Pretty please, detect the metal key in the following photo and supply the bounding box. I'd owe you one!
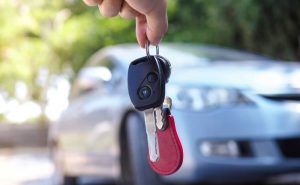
[128,47,182,174]
[144,108,159,161]
[128,43,171,162]
[154,96,173,131]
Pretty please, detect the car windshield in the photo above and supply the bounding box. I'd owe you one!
[148,44,271,69]
[167,44,269,63]
[117,44,271,69]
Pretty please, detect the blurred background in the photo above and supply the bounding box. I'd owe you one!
[0,0,299,185]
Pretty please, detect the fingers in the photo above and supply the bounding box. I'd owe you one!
[135,0,167,47]
[98,0,123,17]
[84,0,124,17]
[145,0,168,45]
[83,0,102,6]
[83,0,168,47]
[136,15,148,48]
[119,2,139,19]
[125,0,157,15]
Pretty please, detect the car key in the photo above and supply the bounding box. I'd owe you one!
[128,44,168,162]
[144,108,160,161]
[148,98,184,175]
[155,96,173,131]
[128,43,183,174]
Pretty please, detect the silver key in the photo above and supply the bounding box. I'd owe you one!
[154,106,166,130]
[144,97,173,161]
[154,107,163,130]
[144,108,160,162]
[155,97,173,131]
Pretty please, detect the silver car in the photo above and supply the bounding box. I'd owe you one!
[49,43,300,185]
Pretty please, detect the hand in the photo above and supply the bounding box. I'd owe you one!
[83,0,168,48]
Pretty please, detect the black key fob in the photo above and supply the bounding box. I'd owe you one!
[128,56,165,111]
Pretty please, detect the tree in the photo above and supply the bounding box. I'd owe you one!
[0,0,299,100]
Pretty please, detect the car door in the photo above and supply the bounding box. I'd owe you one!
[86,57,126,156]
[62,56,127,176]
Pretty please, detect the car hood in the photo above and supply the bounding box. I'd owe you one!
[170,60,300,94]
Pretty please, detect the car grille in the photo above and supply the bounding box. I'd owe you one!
[261,94,300,102]
[237,141,254,157]
[277,138,300,158]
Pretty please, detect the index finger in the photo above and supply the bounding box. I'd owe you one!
[127,0,168,45]
[145,1,168,45]
[83,0,102,6]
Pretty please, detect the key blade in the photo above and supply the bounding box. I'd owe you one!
[144,109,160,162]
[155,107,166,130]
[147,131,159,162]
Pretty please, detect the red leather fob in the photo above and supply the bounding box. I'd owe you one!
[148,114,184,175]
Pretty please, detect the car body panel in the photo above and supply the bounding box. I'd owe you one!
[50,43,300,183]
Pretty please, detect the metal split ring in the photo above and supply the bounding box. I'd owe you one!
[145,41,159,57]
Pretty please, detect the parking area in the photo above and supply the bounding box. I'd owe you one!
[0,148,115,185]
[1,147,300,185]
[0,148,53,185]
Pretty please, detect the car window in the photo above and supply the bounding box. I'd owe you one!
[90,57,115,71]
[91,56,125,91]
[70,57,117,99]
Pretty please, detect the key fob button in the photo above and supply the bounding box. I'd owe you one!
[138,86,152,99]
[147,72,158,83]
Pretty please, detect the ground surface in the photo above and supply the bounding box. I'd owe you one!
[0,148,53,185]
[0,147,300,185]
[0,148,115,185]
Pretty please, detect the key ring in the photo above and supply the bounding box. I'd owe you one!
[145,41,159,57]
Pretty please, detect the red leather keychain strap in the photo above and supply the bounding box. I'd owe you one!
[148,115,183,175]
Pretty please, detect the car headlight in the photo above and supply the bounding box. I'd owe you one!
[166,85,253,111]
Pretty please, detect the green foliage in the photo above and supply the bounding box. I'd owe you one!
[50,11,135,74]
[166,0,300,60]
[0,0,299,99]
[0,0,136,97]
